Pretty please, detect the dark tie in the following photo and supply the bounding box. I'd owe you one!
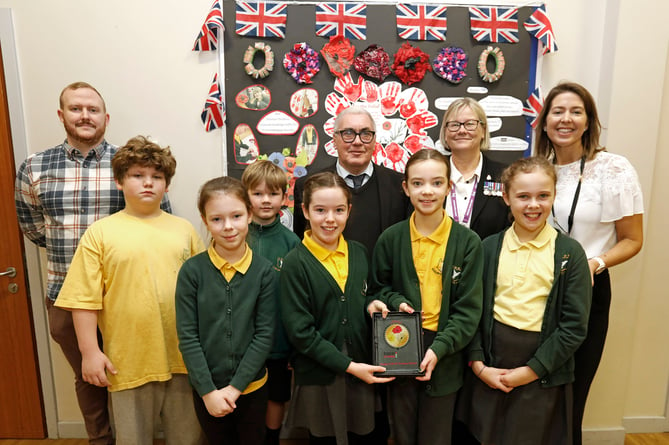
[347,174,365,189]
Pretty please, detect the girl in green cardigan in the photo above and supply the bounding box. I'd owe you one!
[176,177,276,445]
[368,149,483,445]
[281,172,394,445]
[456,157,591,445]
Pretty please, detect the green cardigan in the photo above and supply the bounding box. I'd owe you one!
[369,218,483,396]
[280,241,371,386]
[468,229,592,387]
[248,217,300,359]
[175,251,276,396]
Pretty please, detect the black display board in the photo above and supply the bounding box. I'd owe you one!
[222,0,537,181]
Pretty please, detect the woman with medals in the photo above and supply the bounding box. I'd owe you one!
[440,98,510,240]
[535,82,644,445]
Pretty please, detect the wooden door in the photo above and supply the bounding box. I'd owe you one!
[0,42,46,438]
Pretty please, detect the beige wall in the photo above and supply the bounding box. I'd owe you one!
[1,0,667,442]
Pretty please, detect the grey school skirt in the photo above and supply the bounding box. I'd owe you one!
[456,320,573,445]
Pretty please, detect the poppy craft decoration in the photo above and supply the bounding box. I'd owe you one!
[243,42,275,79]
[283,42,321,84]
[373,311,425,376]
[353,44,393,82]
[433,46,468,84]
[320,35,356,78]
[392,42,432,86]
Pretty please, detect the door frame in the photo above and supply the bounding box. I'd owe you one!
[0,8,58,438]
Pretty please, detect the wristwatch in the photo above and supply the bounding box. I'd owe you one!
[593,256,606,274]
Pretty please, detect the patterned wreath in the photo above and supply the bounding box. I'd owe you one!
[392,42,432,86]
[433,47,468,84]
[283,42,321,84]
[477,46,505,83]
[354,44,392,82]
[243,42,275,79]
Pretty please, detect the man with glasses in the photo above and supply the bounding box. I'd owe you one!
[292,105,409,445]
[293,106,410,257]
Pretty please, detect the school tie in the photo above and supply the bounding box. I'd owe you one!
[347,174,365,189]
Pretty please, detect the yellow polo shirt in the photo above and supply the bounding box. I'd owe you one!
[207,243,267,394]
[409,211,452,331]
[303,230,349,292]
[494,223,556,332]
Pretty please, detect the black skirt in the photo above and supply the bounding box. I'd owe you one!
[456,320,572,445]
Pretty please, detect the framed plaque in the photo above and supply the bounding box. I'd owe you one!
[373,312,424,377]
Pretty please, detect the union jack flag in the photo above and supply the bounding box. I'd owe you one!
[193,0,225,51]
[315,3,367,40]
[524,4,558,55]
[396,4,447,41]
[235,1,287,39]
[468,7,519,43]
[522,86,543,128]
[201,73,225,132]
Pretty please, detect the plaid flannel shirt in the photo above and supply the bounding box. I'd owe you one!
[15,140,172,301]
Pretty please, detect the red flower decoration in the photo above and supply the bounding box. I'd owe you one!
[354,44,392,82]
[392,325,402,334]
[321,36,356,78]
[392,43,432,86]
[385,143,405,163]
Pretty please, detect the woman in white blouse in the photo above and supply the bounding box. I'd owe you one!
[535,81,644,445]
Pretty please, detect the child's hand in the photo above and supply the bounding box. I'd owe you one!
[81,350,116,387]
[367,300,389,318]
[220,385,242,409]
[202,389,235,417]
[398,302,415,314]
[415,349,438,381]
[346,361,395,384]
[499,366,538,388]
[473,362,513,393]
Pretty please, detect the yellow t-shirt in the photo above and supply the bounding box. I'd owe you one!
[55,211,204,391]
[409,211,452,331]
[494,223,556,332]
[207,244,267,394]
[302,230,349,292]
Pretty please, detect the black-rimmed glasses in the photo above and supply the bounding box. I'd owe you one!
[445,120,482,132]
[335,129,376,143]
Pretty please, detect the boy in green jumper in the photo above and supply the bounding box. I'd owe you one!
[241,160,300,445]
[55,136,204,444]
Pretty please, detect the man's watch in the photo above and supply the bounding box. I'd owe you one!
[593,256,606,274]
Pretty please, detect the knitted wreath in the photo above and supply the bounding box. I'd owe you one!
[433,46,468,84]
[283,42,321,84]
[243,42,274,79]
[477,46,505,83]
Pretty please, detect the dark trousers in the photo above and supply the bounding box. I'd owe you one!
[46,299,113,445]
[572,270,611,445]
[193,385,268,445]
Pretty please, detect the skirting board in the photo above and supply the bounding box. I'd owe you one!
[583,427,626,445]
[622,416,669,434]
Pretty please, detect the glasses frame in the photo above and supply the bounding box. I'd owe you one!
[445,119,482,132]
[335,129,376,143]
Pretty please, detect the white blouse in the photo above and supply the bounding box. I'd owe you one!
[550,151,644,259]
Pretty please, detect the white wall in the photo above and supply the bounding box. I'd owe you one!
[1,0,667,442]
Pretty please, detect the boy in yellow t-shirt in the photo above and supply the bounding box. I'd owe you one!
[56,136,205,444]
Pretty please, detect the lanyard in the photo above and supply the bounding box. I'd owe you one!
[552,156,585,235]
[450,176,478,224]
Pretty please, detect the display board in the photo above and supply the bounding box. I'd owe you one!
[221,0,540,205]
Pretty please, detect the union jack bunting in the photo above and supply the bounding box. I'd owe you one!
[235,1,287,39]
[468,7,519,43]
[396,4,447,41]
[201,73,225,132]
[315,3,367,40]
[522,86,543,128]
[524,4,558,55]
[193,0,225,51]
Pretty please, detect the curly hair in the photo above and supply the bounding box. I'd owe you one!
[112,136,177,186]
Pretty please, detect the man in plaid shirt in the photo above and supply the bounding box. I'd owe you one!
[15,82,170,444]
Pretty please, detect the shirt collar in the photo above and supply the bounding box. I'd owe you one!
[302,230,347,261]
[207,242,253,274]
[336,161,374,182]
[409,210,452,243]
[62,139,108,161]
[506,223,557,251]
[449,153,483,183]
